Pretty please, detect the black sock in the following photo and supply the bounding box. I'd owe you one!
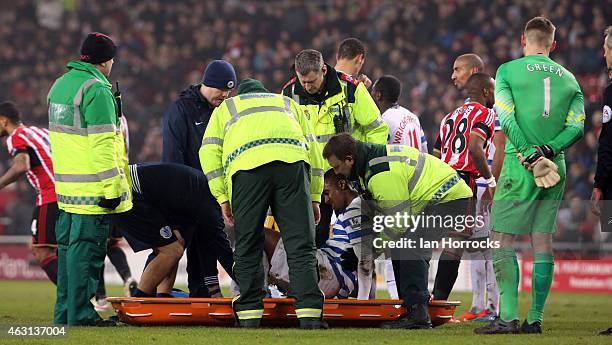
[107,243,132,282]
[133,288,155,297]
[207,286,222,296]
[432,251,461,300]
[205,276,221,296]
[96,264,106,299]
[189,285,210,298]
[40,255,58,285]
[156,293,174,298]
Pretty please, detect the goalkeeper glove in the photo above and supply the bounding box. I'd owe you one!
[519,144,555,169]
[520,152,560,188]
[531,157,560,188]
[518,150,561,189]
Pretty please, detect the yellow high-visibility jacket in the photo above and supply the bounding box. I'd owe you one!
[47,61,132,214]
[200,93,324,205]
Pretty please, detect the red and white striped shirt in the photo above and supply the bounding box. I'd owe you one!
[120,115,129,158]
[435,102,495,176]
[6,126,56,206]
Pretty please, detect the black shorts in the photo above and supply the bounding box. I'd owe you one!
[110,225,124,240]
[31,202,59,247]
[111,198,194,252]
[601,184,612,233]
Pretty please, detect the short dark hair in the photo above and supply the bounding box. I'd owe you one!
[465,72,493,95]
[295,49,324,75]
[0,102,21,124]
[337,38,366,60]
[524,16,556,48]
[324,169,348,187]
[373,75,402,103]
[322,133,357,160]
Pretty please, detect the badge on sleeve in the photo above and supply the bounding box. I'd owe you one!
[603,105,611,124]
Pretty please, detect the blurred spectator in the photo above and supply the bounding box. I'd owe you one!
[4,180,35,235]
[36,0,63,30]
[0,0,610,252]
[556,196,600,258]
[557,197,592,242]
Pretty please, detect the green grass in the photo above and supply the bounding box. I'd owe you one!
[0,281,610,344]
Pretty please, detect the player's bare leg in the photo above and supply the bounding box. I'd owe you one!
[31,245,58,284]
[31,245,55,263]
[475,231,520,334]
[263,227,281,263]
[156,262,179,295]
[155,231,184,295]
[136,234,184,296]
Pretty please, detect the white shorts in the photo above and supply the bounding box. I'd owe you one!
[269,239,340,298]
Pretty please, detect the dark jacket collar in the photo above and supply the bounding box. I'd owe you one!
[353,141,370,181]
[292,63,342,104]
[352,141,389,183]
[180,84,212,109]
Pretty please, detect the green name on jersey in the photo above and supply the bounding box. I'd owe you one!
[525,63,564,77]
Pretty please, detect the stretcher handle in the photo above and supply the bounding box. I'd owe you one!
[107,297,460,307]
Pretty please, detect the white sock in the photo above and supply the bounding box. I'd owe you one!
[484,249,499,313]
[384,260,399,299]
[469,251,486,313]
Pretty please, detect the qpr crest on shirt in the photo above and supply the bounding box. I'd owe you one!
[603,105,611,124]
[160,226,173,239]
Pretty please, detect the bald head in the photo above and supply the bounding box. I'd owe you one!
[451,53,484,89]
[457,54,484,71]
[465,73,495,108]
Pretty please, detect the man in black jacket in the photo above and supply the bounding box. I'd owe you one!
[591,26,612,337]
[112,163,231,298]
[592,28,612,233]
[162,60,236,297]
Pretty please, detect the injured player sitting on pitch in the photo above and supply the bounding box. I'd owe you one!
[264,170,375,299]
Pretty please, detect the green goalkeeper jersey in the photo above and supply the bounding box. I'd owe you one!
[495,55,585,157]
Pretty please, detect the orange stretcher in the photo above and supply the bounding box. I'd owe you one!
[108,297,460,327]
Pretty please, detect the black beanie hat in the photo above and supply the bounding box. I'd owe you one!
[80,32,116,65]
[202,60,237,90]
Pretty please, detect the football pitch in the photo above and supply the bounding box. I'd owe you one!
[0,281,610,345]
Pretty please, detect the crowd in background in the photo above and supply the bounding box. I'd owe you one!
[0,0,610,249]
